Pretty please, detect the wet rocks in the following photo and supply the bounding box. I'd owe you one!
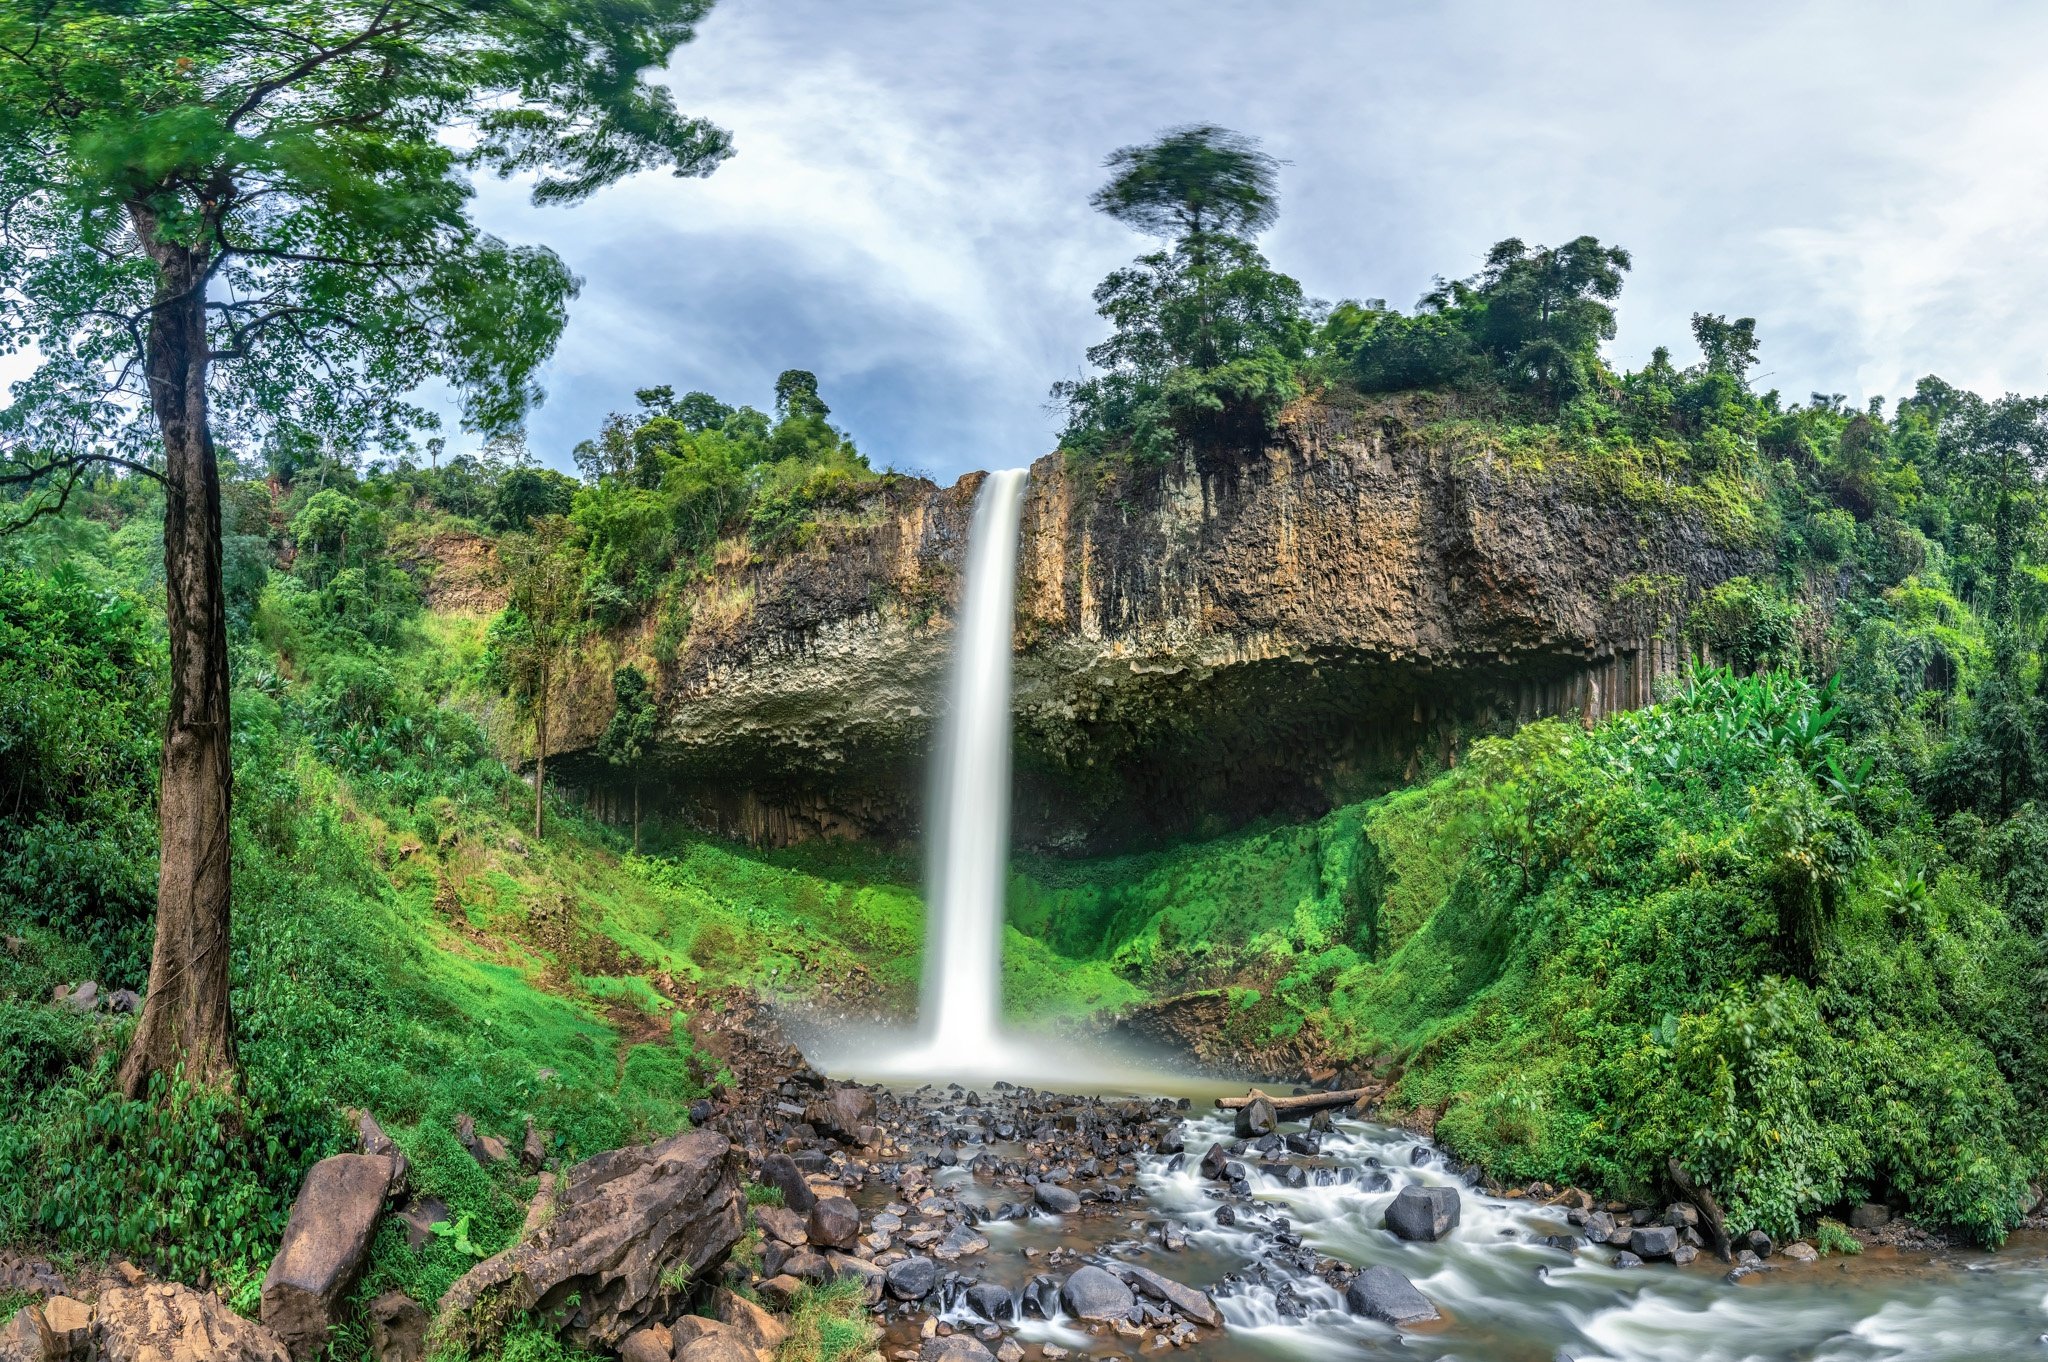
[1115,1265,1219,1328]
[261,1153,400,1358]
[1059,1266,1135,1322]
[919,1338,993,1362]
[1779,1241,1819,1263]
[1198,1144,1232,1181]
[1849,1203,1891,1230]
[1383,1185,1461,1242]
[96,1283,290,1362]
[1626,1225,1678,1261]
[885,1257,937,1302]
[1233,1099,1277,1139]
[964,1283,1016,1324]
[436,1128,742,1350]
[1033,1184,1079,1215]
[1344,1265,1440,1327]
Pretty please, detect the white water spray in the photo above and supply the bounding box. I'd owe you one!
[920,467,1029,1055]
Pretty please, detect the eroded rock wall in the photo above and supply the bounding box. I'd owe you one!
[552,397,1764,851]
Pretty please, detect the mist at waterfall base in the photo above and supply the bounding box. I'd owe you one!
[807,468,1177,1089]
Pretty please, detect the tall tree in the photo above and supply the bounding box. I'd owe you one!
[0,0,730,1097]
[1091,124,1280,265]
[500,518,587,841]
[598,665,658,852]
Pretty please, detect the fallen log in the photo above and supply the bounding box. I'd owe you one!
[1668,1156,1733,1262]
[1215,1086,1372,1115]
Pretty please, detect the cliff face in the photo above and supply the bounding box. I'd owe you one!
[554,396,1766,851]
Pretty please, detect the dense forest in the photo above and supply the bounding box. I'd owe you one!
[3,9,2047,1362]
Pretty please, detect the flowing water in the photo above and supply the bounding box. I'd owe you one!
[882,1094,2048,1362]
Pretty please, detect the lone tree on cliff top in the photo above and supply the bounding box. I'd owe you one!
[0,0,731,1099]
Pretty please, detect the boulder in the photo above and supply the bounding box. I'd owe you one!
[676,1333,756,1362]
[618,1326,670,1362]
[823,1253,884,1307]
[757,1155,817,1214]
[1613,1251,1643,1269]
[262,1153,399,1358]
[1779,1241,1819,1263]
[1343,1265,1439,1327]
[1383,1185,1461,1242]
[755,1207,808,1247]
[919,1339,993,1362]
[455,1116,509,1168]
[366,1293,426,1362]
[521,1120,548,1174]
[1233,1099,1277,1139]
[38,1300,90,1362]
[1059,1266,1134,1322]
[780,1250,830,1284]
[752,1276,805,1311]
[806,1197,860,1251]
[1033,1184,1079,1215]
[1627,1226,1679,1261]
[964,1282,1015,1324]
[57,981,99,1013]
[1848,1203,1890,1230]
[805,1088,877,1144]
[436,1129,742,1351]
[1114,1265,1219,1328]
[107,988,141,1014]
[95,1284,289,1362]
[884,1256,936,1302]
[713,1288,788,1354]
[667,1318,730,1351]
[0,1306,54,1362]
[1198,1145,1231,1181]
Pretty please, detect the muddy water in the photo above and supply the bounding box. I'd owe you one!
[859,1082,2048,1362]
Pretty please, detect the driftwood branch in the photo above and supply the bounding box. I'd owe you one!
[1215,1086,1373,1116]
[1668,1156,1732,1262]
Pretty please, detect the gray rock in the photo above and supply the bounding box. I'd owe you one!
[1848,1203,1890,1230]
[885,1256,937,1302]
[1198,1144,1232,1181]
[1627,1225,1679,1260]
[1612,1251,1644,1269]
[1383,1184,1461,1242]
[1779,1241,1818,1263]
[1115,1265,1219,1327]
[1059,1266,1135,1322]
[1233,1099,1277,1139]
[261,1154,399,1358]
[1343,1265,1439,1327]
[1033,1184,1080,1215]
[965,1282,1015,1324]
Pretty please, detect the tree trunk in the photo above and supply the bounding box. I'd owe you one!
[632,777,640,854]
[120,227,238,1099]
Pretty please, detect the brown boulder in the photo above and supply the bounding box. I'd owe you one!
[0,1306,54,1362]
[618,1325,671,1362]
[710,1290,787,1354]
[675,1335,754,1362]
[37,1301,90,1362]
[95,1284,289,1362]
[804,1088,877,1144]
[753,1275,804,1310]
[261,1154,398,1358]
[667,1317,732,1352]
[366,1293,426,1362]
[823,1253,884,1307]
[753,1207,807,1247]
[436,1129,742,1351]
[806,1198,860,1252]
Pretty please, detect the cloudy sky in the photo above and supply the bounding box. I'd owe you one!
[475,0,2048,483]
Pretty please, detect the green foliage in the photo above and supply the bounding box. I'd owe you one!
[1813,1219,1862,1255]
[778,1278,880,1362]
[0,0,729,464]
[1689,577,1801,672]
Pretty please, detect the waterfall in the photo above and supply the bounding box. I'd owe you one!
[920,467,1029,1054]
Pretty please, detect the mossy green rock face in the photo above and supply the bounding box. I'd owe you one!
[555,396,1763,852]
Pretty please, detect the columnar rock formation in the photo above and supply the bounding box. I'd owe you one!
[551,395,1763,850]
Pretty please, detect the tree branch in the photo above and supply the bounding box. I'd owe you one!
[223,0,403,130]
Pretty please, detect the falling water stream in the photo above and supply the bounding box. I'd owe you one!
[921,466,1030,1056]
